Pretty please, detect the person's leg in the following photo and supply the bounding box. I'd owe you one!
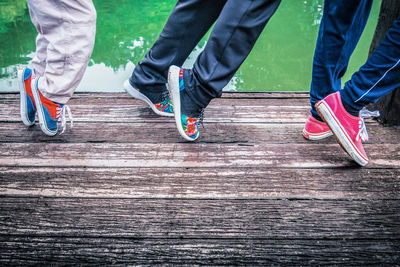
[309,0,373,121]
[30,34,48,77]
[27,0,96,135]
[130,0,227,100]
[18,2,49,127]
[168,0,281,141]
[315,19,400,166]
[183,0,282,113]
[125,0,227,117]
[341,19,400,112]
[27,6,48,77]
[27,0,96,104]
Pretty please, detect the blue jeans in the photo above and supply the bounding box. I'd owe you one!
[309,0,372,119]
[341,19,400,110]
[130,0,281,109]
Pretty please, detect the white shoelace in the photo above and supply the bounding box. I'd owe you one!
[55,105,74,135]
[356,108,380,142]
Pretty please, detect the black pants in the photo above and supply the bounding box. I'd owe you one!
[130,0,281,108]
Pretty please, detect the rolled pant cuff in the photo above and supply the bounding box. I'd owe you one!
[129,75,167,93]
[183,69,213,109]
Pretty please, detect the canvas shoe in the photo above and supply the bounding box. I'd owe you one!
[124,79,173,117]
[168,66,201,141]
[303,115,332,140]
[31,77,73,136]
[18,67,36,126]
[316,92,374,166]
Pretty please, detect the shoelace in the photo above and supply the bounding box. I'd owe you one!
[56,105,74,135]
[188,108,205,128]
[159,90,172,108]
[161,90,169,103]
[356,108,380,142]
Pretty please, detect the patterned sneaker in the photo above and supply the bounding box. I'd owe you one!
[168,65,200,141]
[123,79,173,117]
[316,92,371,166]
[18,67,36,126]
[31,77,73,136]
[303,115,332,140]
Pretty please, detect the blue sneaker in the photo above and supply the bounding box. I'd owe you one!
[168,66,201,141]
[18,67,36,126]
[123,79,173,117]
[31,77,73,136]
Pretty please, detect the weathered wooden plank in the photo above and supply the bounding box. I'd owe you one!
[2,94,387,125]
[1,167,400,199]
[1,95,310,105]
[0,143,398,168]
[0,122,395,144]
[0,236,398,265]
[0,97,312,123]
[0,92,310,100]
[1,91,398,267]
[1,198,400,238]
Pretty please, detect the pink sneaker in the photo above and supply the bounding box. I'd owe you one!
[303,115,332,140]
[315,92,369,166]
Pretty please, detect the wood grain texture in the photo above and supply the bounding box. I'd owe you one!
[0,236,399,265]
[0,121,395,144]
[1,167,400,199]
[0,92,310,99]
[1,198,400,238]
[0,94,315,123]
[1,93,386,126]
[1,93,399,265]
[0,143,398,168]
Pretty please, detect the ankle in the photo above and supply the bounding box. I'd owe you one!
[340,94,360,117]
[181,90,203,118]
[311,112,324,122]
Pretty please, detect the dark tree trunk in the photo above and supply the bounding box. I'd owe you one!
[368,0,400,125]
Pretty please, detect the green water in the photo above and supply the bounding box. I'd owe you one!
[0,0,381,92]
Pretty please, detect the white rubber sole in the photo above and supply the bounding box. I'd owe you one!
[18,68,34,126]
[316,101,368,166]
[168,66,198,142]
[31,78,57,136]
[302,129,333,141]
[123,80,173,117]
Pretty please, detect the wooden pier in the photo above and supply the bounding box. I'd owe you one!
[0,92,399,265]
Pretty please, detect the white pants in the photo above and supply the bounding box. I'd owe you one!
[27,0,96,104]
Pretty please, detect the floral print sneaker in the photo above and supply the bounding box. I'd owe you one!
[124,79,173,117]
[168,65,201,141]
[154,97,174,115]
[181,114,199,140]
